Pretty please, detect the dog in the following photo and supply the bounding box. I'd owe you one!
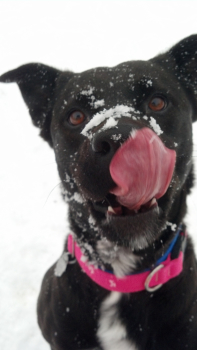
[1,34,197,350]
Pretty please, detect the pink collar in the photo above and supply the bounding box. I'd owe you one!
[67,232,186,293]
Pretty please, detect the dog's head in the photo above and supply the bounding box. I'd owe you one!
[1,35,196,258]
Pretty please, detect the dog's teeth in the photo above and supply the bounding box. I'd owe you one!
[150,198,157,207]
[108,206,116,214]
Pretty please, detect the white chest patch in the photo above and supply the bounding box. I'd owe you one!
[97,292,138,350]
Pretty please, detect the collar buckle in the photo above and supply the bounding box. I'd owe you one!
[144,263,164,292]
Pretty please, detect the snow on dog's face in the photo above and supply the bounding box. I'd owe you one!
[1,35,197,251]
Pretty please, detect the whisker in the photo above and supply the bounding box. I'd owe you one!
[43,182,62,207]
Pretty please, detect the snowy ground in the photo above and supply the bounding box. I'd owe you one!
[1,1,197,349]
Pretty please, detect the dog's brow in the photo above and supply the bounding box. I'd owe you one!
[75,89,95,101]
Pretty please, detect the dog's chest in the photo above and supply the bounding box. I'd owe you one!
[97,292,138,350]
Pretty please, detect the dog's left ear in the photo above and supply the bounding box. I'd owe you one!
[154,34,197,122]
[0,63,73,146]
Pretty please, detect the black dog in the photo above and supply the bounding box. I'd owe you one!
[1,35,197,350]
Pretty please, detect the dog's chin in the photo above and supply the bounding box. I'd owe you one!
[91,194,165,251]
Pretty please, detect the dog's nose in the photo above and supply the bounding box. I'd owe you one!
[92,134,118,155]
[91,128,128,156]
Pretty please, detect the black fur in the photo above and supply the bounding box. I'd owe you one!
[1,35,197,349]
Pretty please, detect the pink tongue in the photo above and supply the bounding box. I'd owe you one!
[109,128,176,210]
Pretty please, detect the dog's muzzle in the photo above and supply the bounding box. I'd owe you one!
[91,126,176,216]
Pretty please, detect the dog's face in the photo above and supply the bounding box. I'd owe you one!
[50,59,193,250]
[0,35,196,255]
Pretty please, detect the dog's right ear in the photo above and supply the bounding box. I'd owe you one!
[0,63,73,146]
[152,34,197,122]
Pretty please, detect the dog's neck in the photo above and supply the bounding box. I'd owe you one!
[70,223,185,278]
[66,227,186,292]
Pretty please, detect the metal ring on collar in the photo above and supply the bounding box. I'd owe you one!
[145,264,164,292]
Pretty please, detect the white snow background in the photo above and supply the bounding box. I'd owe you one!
[1,1,197,349]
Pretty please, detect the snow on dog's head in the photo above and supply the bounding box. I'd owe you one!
[81,105,139,139]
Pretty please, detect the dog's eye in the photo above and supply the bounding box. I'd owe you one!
[148,97,166,111]
[69,111,85,125]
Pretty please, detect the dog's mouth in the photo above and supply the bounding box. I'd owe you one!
[93,193,158,217]
[93,128,176,220]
